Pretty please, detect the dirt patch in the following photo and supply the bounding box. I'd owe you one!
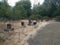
[0,20,50,45]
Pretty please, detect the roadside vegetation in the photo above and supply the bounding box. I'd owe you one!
[0,37,5,42]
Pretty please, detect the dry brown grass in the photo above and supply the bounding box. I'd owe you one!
[0,20,49,45]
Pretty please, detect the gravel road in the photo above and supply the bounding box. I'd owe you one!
[27,22,60,45]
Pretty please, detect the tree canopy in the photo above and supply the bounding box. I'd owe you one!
[14,0,31,20]
[0,0,60,21]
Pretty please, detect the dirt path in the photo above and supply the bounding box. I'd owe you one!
[23,22,50,45]
[26,22,60,45]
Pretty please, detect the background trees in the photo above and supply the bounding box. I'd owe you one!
[31,0,60,20]
[0,0,60,21]
[0,0,10,20]
[14,0,31,20]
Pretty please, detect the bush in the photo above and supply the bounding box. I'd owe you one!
[0,37,5,42]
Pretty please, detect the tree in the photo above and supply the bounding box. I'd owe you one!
[31,0,58,20]
[53,6,60,17]
[0,0,10,20]
[44,0,60,7]
[14,0,31,19]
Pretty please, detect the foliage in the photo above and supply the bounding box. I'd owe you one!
[14,0,31,20]
[0,0,10,20]
[0,37,5,42]
[0,0,60,20]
